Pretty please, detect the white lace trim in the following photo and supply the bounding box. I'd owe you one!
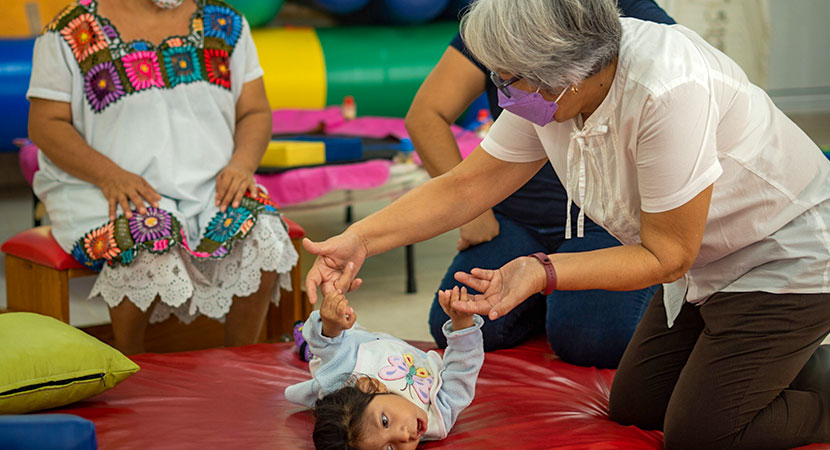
[89,215,299,324]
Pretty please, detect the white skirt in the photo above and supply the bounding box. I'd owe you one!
[89,215,298,324]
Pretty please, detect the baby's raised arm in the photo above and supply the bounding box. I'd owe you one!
[434,287,484,437]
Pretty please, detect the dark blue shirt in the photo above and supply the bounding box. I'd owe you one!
[449,0,675,232]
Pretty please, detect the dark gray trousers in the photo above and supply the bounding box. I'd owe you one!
[609,288,830,449]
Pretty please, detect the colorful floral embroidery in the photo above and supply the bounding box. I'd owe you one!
[44,4,76,32]
[165,37,184,48]
[120,248,136,264]
[72,244,105,271]
[204,5,242,47]
[122,51,164,91]
[130,41,151,52]
[192,17,204,34]
[84,61,125,111]
[204,48,230,89]
[100,23,118,41]
[129,207,173,243]
[253,190,279,213]
[238,218,255,237]
[163,46,202,87]
[205,207,252,242]
[211,246,229,258]
[60,13,107,62]
[153,239,170,252]
[69,188,281,271]
[181,228,211,258]
[83,223,121,260]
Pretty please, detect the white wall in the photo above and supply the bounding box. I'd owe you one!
[766,0,830,113]
[657,0,830,113]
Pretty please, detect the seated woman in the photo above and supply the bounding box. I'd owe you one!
[405,0,675,368]
[26,0,298,354]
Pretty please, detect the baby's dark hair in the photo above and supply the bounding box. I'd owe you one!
[312,376,382,450]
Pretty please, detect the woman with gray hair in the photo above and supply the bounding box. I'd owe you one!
[303,0,830,447]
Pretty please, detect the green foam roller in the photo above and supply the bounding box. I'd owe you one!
[317,22,459,117]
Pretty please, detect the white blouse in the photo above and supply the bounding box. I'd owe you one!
[482,18,830,326]
[27,0,263,251]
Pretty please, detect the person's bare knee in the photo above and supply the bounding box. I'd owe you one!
[225,271,277,347]
[108,296,155,355]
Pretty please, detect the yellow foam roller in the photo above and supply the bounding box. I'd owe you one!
[260,141,326,168]
[253,28,326,110]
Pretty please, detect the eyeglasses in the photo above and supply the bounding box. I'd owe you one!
[489,71,520,98]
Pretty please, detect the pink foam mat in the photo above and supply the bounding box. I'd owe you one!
[255,160,392,206]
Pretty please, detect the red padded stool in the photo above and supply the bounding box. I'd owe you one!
[1,219,310,345]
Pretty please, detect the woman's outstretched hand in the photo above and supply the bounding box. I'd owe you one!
[451,256,547,320]
[304,231,368,305]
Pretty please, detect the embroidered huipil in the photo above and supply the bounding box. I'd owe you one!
[481,18,830,326]
[27,0,269,268]
[284,311,485,440]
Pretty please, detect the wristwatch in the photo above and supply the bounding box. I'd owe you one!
[529,252,557,295]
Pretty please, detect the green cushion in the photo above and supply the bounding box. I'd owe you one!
[0,313,139,414]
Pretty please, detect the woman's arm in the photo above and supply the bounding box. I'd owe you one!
[405,46,486,178]
[454,185,713,319]
[215,77,272,211]
[355,148,544,256]
[304,147,546,303]
[28,98,160,220]
[405,46,501,251]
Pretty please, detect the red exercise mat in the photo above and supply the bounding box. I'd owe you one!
[52,339,830,449]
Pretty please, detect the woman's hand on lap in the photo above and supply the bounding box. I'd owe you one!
[452,256,547,320]
[96,167,161,220]
[215,163,257,212]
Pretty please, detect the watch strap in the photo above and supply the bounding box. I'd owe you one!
[529,252,557,296]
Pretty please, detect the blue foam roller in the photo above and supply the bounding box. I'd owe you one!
[313,0,370,14]
[273,136,363,162]
[373,0,450,24]
[0,38,35,152]
[0,414,97,450]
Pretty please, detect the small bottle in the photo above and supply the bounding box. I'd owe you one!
[342,95,356,120]
[474,108,493,138]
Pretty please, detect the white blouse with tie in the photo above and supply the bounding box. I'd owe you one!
[481,18,830,326]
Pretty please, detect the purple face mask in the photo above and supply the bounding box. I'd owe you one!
[497,84,568,127]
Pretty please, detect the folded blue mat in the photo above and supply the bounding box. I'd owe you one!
[0,414,97,450]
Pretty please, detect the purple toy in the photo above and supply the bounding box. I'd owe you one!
[293,320,314,362]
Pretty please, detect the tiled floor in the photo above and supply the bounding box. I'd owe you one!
[1,111,828,344]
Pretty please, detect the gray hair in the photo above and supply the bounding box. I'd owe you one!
[461,0,622,90]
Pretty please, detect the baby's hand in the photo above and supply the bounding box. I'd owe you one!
[438,286,475,331]
[320,289,356,338]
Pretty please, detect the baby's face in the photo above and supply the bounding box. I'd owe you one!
[357,393,428,450]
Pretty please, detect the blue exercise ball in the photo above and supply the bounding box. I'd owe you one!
[313,0,371,15]
[0,38,34,151]
[374,0,450,24]
[442,0,473,19]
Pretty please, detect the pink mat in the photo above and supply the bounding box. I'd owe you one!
[14,139,38,186]
[255,160,392,207]
[268,108,483,205]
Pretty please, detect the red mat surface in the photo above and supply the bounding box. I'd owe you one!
[53,338,829,449]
